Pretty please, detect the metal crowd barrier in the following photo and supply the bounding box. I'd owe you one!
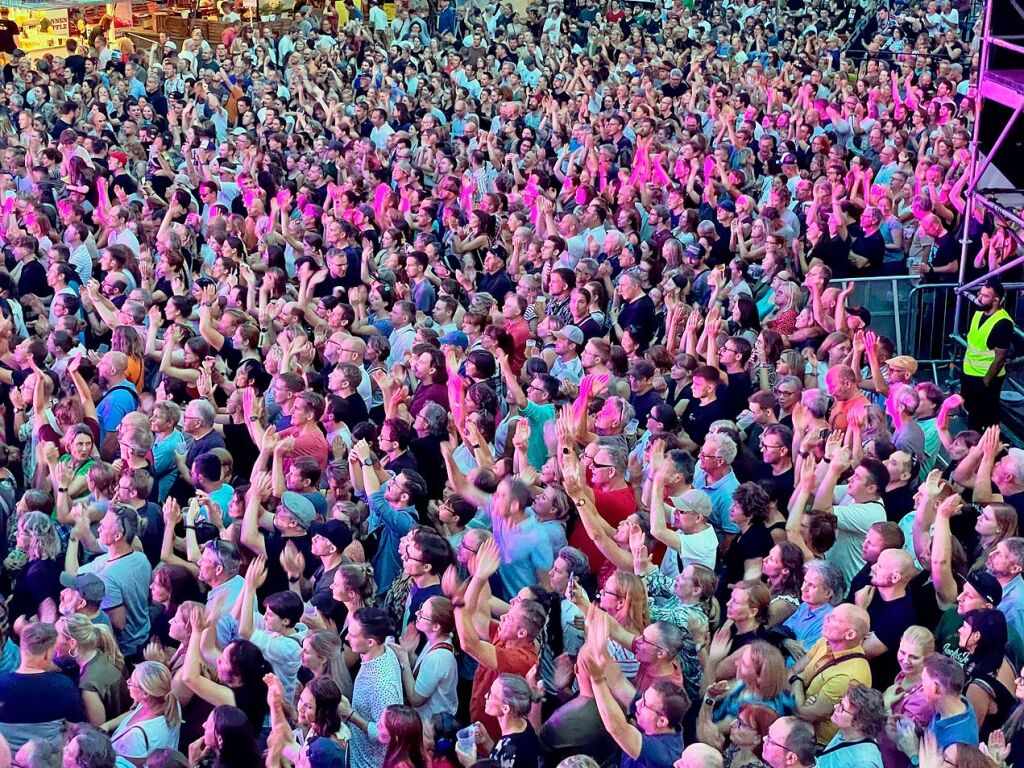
[839,276,962,386]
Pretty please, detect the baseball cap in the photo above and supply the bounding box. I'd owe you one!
[164,40,178,51]
[230,127,250,137]
[966,571,1002,606]
[717,200,736,213]
[439,331,469,349]
[556,325,585,345]
[887,355,918,375]
[59,572,106,603]
[280,492,317,529]
[782,153,798,165]
[668,489,713,519]
[685,243,705,260]
[309,520,352,552]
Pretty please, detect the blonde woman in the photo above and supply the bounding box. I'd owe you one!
[56,613,128,725]
[107,661,182,767]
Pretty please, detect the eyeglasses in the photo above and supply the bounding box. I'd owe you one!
[415,607,437,622]
[763,736,795,754]
[636,634,669,653]
[459,541,479,555]
[636,696,668,719]
[698,453,721,462]
[760,442,786,450]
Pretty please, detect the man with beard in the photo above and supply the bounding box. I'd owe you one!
[961,278,1014,430]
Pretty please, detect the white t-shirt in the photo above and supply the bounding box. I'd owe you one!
[412,639,459,721]
[110,706,182,768]
[675,525,719,571]
[824,488,887,585]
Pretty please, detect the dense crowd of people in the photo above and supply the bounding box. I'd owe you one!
[0,1,1019,768]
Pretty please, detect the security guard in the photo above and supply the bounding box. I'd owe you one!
[962,277,1015,430]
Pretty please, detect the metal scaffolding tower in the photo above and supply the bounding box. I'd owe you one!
[956,0,1024,331]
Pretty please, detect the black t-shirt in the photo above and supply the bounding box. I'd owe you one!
[490,722,541,768]
[578,316,604,342]
[630,388,664,428]
[724,522,774,587]
[0,20,19,53]
[923,231,961,282]
[17,259,52,299]
[617,294,658,349]
[721,370,754,420]
[335,392,370,429]
[865,591,917,689]
[753,464,795,513]
[682,393,729,445]
[851,230,886,274]
[882,483,916,522]
[262,531,317,600]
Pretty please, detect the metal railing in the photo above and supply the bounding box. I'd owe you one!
[839,276,962,384]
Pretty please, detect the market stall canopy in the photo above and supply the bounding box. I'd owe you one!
[0,0,110,8]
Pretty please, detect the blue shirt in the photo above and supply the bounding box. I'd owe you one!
[621,730,683,768]
[694,467,740,534]
[368,487,418,595]
[152,430,184,502]
[96,382,139,442]
[492,508,555,601]
[783,602,834,649]
[928,697,979,750]
[999,575,1024,636]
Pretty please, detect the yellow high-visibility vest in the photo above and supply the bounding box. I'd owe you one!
[963,307,1012,377]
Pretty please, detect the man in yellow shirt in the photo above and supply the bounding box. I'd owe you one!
[788,603,873,744]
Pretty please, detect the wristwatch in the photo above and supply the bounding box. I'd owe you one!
[362,457,374,466]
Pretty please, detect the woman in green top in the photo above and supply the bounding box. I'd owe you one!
[56,423,97,500]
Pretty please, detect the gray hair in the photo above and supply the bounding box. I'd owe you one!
[419,402,449,437]
[654,620,684,657]
[595,438,628,471]
[805,560,846,606]
[18,511,59,561]
[891,384,920,418]
[704,433,737,465]
[152,400,182,425]
[66,724,117,768]
[189,399,216,428]
[496,673,533,717]
[16,739,62,768]
[556,546,591,581]
[801,388,830,419]
[110,504,141,543]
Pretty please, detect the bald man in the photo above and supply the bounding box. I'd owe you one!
[324,333,371,409]
[676,744,724,768]
[860,547,918,689]
[790,603,872,744]
[96,350,139,459]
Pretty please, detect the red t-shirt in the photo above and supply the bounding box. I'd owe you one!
[470,622,538,741]
[278,425,330,471]
[568,483,637,586]
[829,394,869,432]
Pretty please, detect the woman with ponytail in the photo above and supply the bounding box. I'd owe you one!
[108,661,183,766]
[56,613,128,725]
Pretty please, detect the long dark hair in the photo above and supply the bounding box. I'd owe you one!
[527,587,564,657]
[381,705,427,768]
[223,639,271,688]
[307,677,343,737]
[211,706,261,768]
[962,609,1008,679]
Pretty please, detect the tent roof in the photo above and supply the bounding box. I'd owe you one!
[0,0,110,9]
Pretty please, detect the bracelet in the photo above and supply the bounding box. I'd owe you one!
[58,487,68,493]
[288,576,300,584]
[798,452,809,459]
[822,457,831,464]
[789,674,803,686]
[453,600,467,609]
